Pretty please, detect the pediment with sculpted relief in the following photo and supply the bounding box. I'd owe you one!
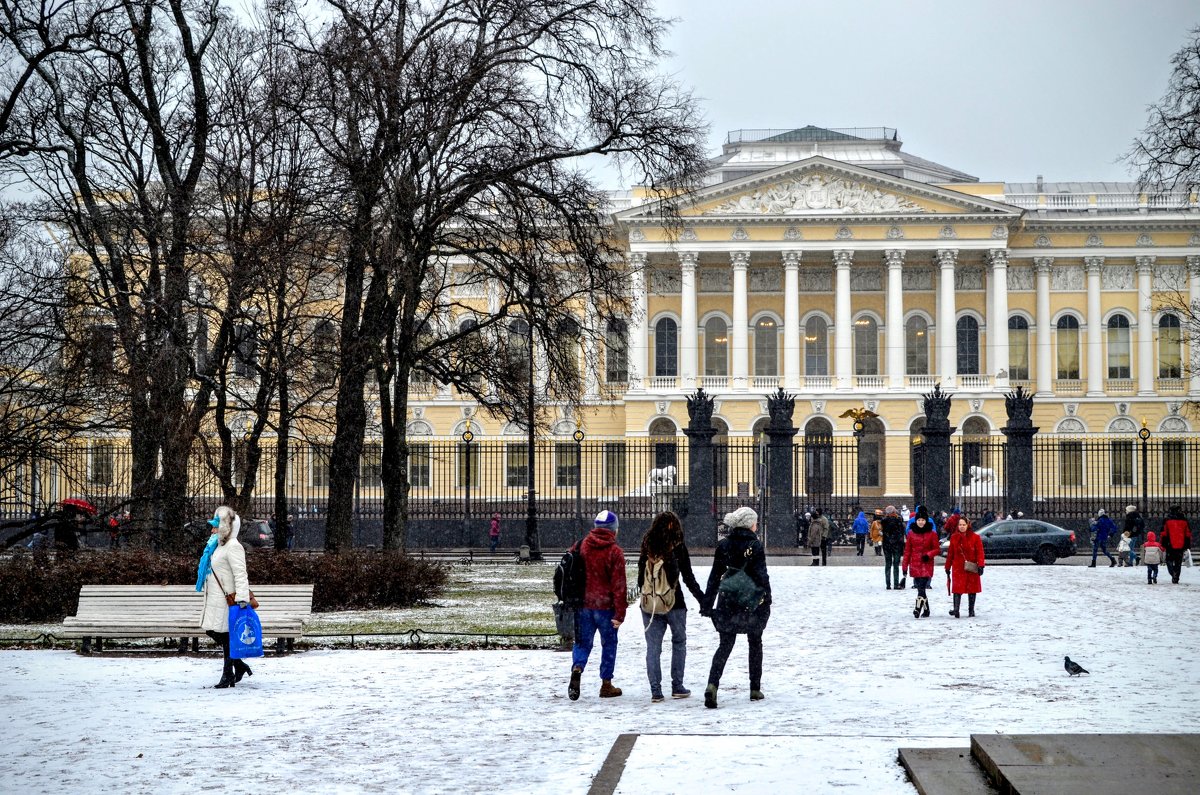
[702,174,926,216]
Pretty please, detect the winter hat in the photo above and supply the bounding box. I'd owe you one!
[1126,504,1137,515]
[915,506,928,521]
[724,506,758,530]
[1147,531,1157,542]
[1097,508,1106,516]
[593,509,619,533]
[804,512,812,519]
[885,505,897,516]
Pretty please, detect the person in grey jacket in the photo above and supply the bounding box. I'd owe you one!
[199,506,253,689]
[807,509,829,566]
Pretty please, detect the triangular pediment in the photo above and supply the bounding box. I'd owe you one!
[616,156,1020,221]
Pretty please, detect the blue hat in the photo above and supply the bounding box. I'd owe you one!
[593,510,619,532]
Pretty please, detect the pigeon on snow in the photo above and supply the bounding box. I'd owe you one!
[1064,656,1089,676]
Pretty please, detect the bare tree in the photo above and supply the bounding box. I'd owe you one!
[287,0,707,552]
[1128,25,1200,192]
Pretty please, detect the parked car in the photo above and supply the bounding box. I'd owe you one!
[940,519,1076,565]
[241,519,275,548]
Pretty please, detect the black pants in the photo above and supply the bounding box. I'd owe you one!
[914,576,931,600]
[206,630,235,679]
[855,536,866,555]
[1147,563,1159,583]
[708,631,763,690]
[1164,549,1185,582]
[951,593,977,614]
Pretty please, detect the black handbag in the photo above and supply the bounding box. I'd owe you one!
[717,565,764,612]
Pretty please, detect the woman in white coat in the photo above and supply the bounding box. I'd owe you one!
[199,506,253,688]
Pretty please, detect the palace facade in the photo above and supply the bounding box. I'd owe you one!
[411,126,1200,504]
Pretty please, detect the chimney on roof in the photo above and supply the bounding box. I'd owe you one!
[1036,175,1044,193]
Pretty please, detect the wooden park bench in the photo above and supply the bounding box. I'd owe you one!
[61,584,314,654]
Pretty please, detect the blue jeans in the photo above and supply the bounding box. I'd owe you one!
[883,548,902,587]
[572,608,618,680]
[1092,538,1115,564]
[642,608,688,696]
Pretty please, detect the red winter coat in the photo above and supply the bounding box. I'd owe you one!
[902,526,941,578]
[580,528,628,623]
[1160,517,1192,551]
[945,530,985,594]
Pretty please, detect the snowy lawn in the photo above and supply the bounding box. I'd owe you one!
[2,563,1196,794]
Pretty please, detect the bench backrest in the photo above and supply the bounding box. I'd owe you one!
[73,584,314,620]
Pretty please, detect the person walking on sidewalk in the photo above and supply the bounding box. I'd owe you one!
[1089,508,1118,567]
[945,516,985,618]
[881,505,906,590]
[1117,530,1132,567]
[1124,504,1146,565]
[807,508,828,566]
[488,512,501,553]
[1159,506,1192,584]
[198,506,254,689]
[901,506,939,617]
[853,509,870,556]
[1141,531,1165,584]
[870,509,884,556]
[701,507,771,709]
[637,511,706,703]
[568,510,627,701]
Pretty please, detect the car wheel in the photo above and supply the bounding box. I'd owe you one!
[1034,545,1057,565]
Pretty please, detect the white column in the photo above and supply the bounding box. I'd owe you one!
[1034,257,1053,396]
[628,253,648,391]
[1190,255,1200,396]
[990,249,1010,387]
[1136,255,1156,395]
[731,251,750,390]
[885,249,905,389]
[783,251,801,389]
[679,252,699,390]
[1084,256,1104,396]
[834,250,853,390]
[936,249,958,388]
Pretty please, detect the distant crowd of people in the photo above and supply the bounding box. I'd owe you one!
[1088,504,1192,584]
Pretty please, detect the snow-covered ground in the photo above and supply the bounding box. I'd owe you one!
[2,563,1196,794]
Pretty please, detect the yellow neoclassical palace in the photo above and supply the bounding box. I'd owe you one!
[411,126,1200,503]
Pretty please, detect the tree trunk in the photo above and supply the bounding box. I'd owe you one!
[325,362,368,552]
[380,365,409,551]
[274,375,291,551]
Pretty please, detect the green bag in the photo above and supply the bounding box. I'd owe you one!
[717,565,764,612]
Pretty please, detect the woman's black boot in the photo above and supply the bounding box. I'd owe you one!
[233,660,253,683]
[949,594,961,618]
[214,670,236,689]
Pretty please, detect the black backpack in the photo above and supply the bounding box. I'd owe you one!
[553,544,586,608]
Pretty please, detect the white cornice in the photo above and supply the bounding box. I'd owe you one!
[1008,247,1200,259]
[629,239,1007,254]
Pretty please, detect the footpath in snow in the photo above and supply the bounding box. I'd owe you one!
[1,563,1195,794]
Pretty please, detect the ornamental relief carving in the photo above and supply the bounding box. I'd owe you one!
[850,267,882,291]
[749,268,782,292]
[1102,265,1133,291]
[954,266,984,290]
[703,174,927,215]
[650,268,682,295]
[1007,265,1034,291]
[699,268,732,292]
[798,268,833,292]
[1155,265,1186,291]
[1051,265,1084,292]
[902,266,934,291]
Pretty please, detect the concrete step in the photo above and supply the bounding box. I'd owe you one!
[970,733,1200,795]
[897,747,997,795]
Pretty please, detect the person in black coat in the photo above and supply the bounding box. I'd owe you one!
[701,506,771,709]
[1123,504,1146,564]
[880,505,907,590]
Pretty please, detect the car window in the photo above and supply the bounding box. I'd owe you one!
[984,523,1013,535]
[1015,523,1043,534]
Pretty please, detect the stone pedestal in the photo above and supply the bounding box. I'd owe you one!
[920,385,956,516]
[683,389,718,549]
[1001,387,1038,517]
[764,389,798,549]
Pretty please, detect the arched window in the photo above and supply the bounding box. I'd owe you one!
[605,319,628,383]
[1159,314,1182,379]
[854,316,878,375]
[703,317,728,376]
[804,316,828,376]
[654,318,677,377]
[804,417,834,496]
[648,416,678,470]
[956,316,979,375]
[754,317,778,376]
[1056,316,1080,379]
[1008,316,1030,381]
[905,316,929,375]
[1106,314,1131,379]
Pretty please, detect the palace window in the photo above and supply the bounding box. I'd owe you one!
[408,444,431,489]
[853,316,878,375]
[1106,314,1131,379]
[956,316,980,375]
[89,443,115,486]
[359,442,383,485]
[605,319,628,383]
[505,443,528,488]
[234,323,257,378]
[1110,440,1134,486]
[457,440,480,488]
[310,446,331,489]
[703,317,728,376]
[555,442,579,488]
[1056,316,1080,379]
[1162,440,1186,486]
[603,442,627,489]
[905,316,929,375]
[506,318,527,373]
[1008,316,1030,380]
[654,318,677,377]
[1159,314,1182,379]
[1058,441,1083,487]
[804,316,828,376]
[754,317,778,376]
[313,320,338,384]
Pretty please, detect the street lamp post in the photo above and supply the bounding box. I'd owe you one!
[573,429,585,533]
[525,286,541,560]
[462,429,474,547]
[1138,419,1151,516]
[853,417,865,495]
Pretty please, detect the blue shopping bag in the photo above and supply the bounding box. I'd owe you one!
[228,604,264,659]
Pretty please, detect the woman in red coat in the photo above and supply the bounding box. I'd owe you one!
[945,516,985,618]
[901,507,940,619]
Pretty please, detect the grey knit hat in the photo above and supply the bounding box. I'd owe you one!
[723,506,758,530]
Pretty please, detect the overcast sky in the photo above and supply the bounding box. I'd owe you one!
[645,0,1198,186]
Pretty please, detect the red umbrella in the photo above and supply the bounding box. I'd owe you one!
[60,498,97,516]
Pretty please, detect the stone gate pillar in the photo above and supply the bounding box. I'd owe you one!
[920,384,956,516]
[764,389,798,550]
[683,389,718,549]
[1001,386,1038,517]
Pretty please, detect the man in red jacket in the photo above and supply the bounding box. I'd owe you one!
[1160,506,1193,584]
[568,510,628,700]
